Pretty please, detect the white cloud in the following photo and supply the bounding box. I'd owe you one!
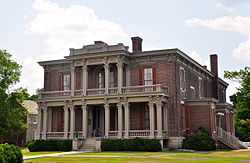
[20,0,129,94]
[213,2,235,13]
[186,16,250,61]
[189,50,210,69]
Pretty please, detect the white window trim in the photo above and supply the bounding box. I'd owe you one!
[198,77,203,98]
[190,86,195,98]
[179,67,186,92]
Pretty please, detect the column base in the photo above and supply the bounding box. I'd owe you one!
[168,137,184,149]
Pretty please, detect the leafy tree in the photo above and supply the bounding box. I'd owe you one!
[224,67,250,141]
[0,50,21,90]
[0,50,27,140]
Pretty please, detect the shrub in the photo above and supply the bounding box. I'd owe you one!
[27,140,72,152]
[0,144,23,163]
[101,137,161,151]
[183,127,216,151]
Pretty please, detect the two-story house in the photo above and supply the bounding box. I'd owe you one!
[37,37,240,149]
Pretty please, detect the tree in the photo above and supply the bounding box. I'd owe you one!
[224,67,250,141]
[0,50,27,140]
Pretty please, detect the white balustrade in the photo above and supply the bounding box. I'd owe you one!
[129,130,150,137]
[109,131,118,138]
[46,132,64,139]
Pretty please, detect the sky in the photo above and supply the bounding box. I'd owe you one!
[0,0,249,102]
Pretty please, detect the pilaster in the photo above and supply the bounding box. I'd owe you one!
[82,61,88,96]
[156,101,163,138]
[63,104,69,139]
[69,103,75,139]
[148,100,155,138]
[117,61,124,93]
[123,101,130,138]
[71,65,75,96]
[104,62,109,95]
[104,101,110,138]
[36,106,42,139]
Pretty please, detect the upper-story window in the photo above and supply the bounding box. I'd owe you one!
[98,72,105,88]
[32,116,37,124]
[179,67,186,91]
[198,77,203,98]
[144,68,153,85]
[109,70,115,88]
[63,74,70,91]
[190,86,195,98]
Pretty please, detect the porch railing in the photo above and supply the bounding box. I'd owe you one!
[109,131,118,138]
[129,130,150,137]
[39,84,168,98]
[46,132,64,139]
[217,127,243,149]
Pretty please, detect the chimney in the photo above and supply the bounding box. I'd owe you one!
[210,54,218,75]
[203,65,207,69]
[131,37,143,53]
[94,41,104,44]
[210,54,218,99]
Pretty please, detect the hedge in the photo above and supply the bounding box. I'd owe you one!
[0,144,23,163]
[183,127,216,151]
[101,137,161,151]
[27,140,72,152]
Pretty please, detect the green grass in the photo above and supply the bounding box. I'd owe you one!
[21,148,64,156]
[24,150,250,163]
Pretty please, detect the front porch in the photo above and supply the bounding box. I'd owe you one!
[37,100,169,140]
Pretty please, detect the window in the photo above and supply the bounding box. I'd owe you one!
[63,74,70,90]
[198,77,203,98]
[109,70,114,87]
[179,67,186,91]
[98,72,104,88]
[144,68,153,85]
[190,86,195,98]
[144,105,150,130]
[32,116,37,124]
[32,130,36,140]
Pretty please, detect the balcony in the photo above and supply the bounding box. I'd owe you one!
[38,84,168,99]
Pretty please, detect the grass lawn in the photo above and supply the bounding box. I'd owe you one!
[24,150,250,163]
[21,148,64,156]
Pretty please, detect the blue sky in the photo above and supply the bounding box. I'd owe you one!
[0,0,249,101]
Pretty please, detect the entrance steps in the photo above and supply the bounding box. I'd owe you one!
[73,138,101,151]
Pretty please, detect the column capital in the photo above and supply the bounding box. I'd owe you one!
[116,61,124,69]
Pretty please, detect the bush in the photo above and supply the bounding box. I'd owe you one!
[27,140,72,152]
[101,137,161,151]
[183,127,216,151]
[0,144,23,163]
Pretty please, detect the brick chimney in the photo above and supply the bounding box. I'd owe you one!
[210,54,218,75]
[210,54,218,99]
[131,37,143,53]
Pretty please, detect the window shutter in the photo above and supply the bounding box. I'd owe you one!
[139,68,144,85]
[153,67,156,84]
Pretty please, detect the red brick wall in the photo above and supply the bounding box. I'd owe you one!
[130,103,145,130]
[189,105,212,133]
[75,67,82,90]
[52,107,64,132]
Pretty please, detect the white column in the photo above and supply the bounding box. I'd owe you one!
[81,103,87,138]
[156,102,163,138]
[71,67,75,96]
[117,103,123,138]
[124,102,130,138]
[104,103,110,138]
[42,106,48,139]
[36,107,42,139]
[63,106,69,139]
[82,65,88,96]
[104,63,109,94]
[148,102,155,138]
[69,105,75,139]
[117,62,124,93]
